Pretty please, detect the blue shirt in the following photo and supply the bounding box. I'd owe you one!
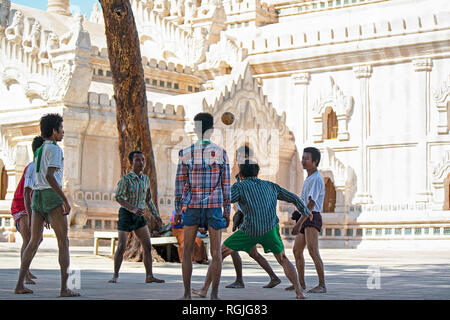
[171,210,184,229]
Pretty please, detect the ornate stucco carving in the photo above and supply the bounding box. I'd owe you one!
[198,33,246,75]
[320,147,357,211]
[433,75,450,134]
[0,10,92,106]
[0,0,10,35]
[432,150,450,182]
[5,9,23,43]
[89,2,104,25]
[22,20,41,56]
[202,62,295,178]
[312,76,354,142]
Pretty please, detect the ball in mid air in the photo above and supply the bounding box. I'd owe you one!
[221,112,235,125]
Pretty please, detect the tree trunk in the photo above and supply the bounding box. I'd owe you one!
[99,0,161,262]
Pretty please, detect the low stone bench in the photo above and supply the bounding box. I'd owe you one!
[93,231,178,256]
[93,231,210,260]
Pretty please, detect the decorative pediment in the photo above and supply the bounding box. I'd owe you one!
[0,10,92,105]
[201,61,295,177]
[311,77,353,142]
[313,76,354,116]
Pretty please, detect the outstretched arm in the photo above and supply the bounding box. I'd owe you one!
[275,184,310,216]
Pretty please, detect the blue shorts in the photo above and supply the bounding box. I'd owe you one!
[183,208,226,230]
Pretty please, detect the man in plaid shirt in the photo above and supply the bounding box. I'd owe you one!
[174,112,231,300]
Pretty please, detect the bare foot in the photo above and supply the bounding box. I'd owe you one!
[28,272,37,279]
[196,259,210,265]
[191,288,207,298]
[285,283,306,291]
[307,285,327,293]
[296,291,307,299]
[285,285,294,291]
[25,277,36,285]
[263,278,281,288]
[108,276,118,283]
[145,276,165,283]
[59,289,80,297]
[225,281,245,289]
[15,287,33,294]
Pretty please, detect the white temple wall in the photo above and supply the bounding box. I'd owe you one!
[258,51,450,209]
[81,136,121,193]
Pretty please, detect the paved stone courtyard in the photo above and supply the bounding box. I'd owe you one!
[0,242,449,300]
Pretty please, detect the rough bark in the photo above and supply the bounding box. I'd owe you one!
[99,0,160,262]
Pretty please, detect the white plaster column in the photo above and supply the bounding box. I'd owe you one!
[291,72,310,147]
[47,0,71,16]
[353,65,373,205]
[413,58,433,203]
[4,165,17,200]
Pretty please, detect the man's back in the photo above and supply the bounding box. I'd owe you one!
[175,141,230,212]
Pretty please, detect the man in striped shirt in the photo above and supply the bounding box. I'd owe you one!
[174,112,231,300]
[227,145,281,289]
[108,151,165,284]
[192,161,312,299]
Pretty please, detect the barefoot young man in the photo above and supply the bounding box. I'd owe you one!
[226,146,281,290]
[11,136,44,285]
[108,151,165,284]
[174,112,231,300]
[15,113,80,297]
[290,147,327,293]
[192,161,311,299]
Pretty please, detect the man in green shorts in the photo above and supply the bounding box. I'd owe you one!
[108,151,165,284]
[15,113,80,297]
[192,161,312,299]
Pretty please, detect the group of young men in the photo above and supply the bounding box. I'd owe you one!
[12,112,327,300]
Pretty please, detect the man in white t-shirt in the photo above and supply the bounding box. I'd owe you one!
[289,147,327,293]
[15,113,80,297]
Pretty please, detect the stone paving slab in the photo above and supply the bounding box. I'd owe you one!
[1,242,449,300]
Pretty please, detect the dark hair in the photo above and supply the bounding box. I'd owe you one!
[236,145,253,159]
[239,160,260,178]
[193,112,214,136]
[303,147,321,166]
[40,113,63,138]
[31,136,44,153]
[128,150,144,164]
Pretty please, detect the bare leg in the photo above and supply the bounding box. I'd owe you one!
[274,250,306,299]
[15,212,45,294]
[48,206,80,297]
[248,247,281,288]
[207,227,224,300]
[286,233,307,291]
[179,225,199,300]
[225,251,245,288]
[305,227,326,293]
[108,230,128,283]
[192,245,233,298]
[17,216,35,285]
[134,226,164,283]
